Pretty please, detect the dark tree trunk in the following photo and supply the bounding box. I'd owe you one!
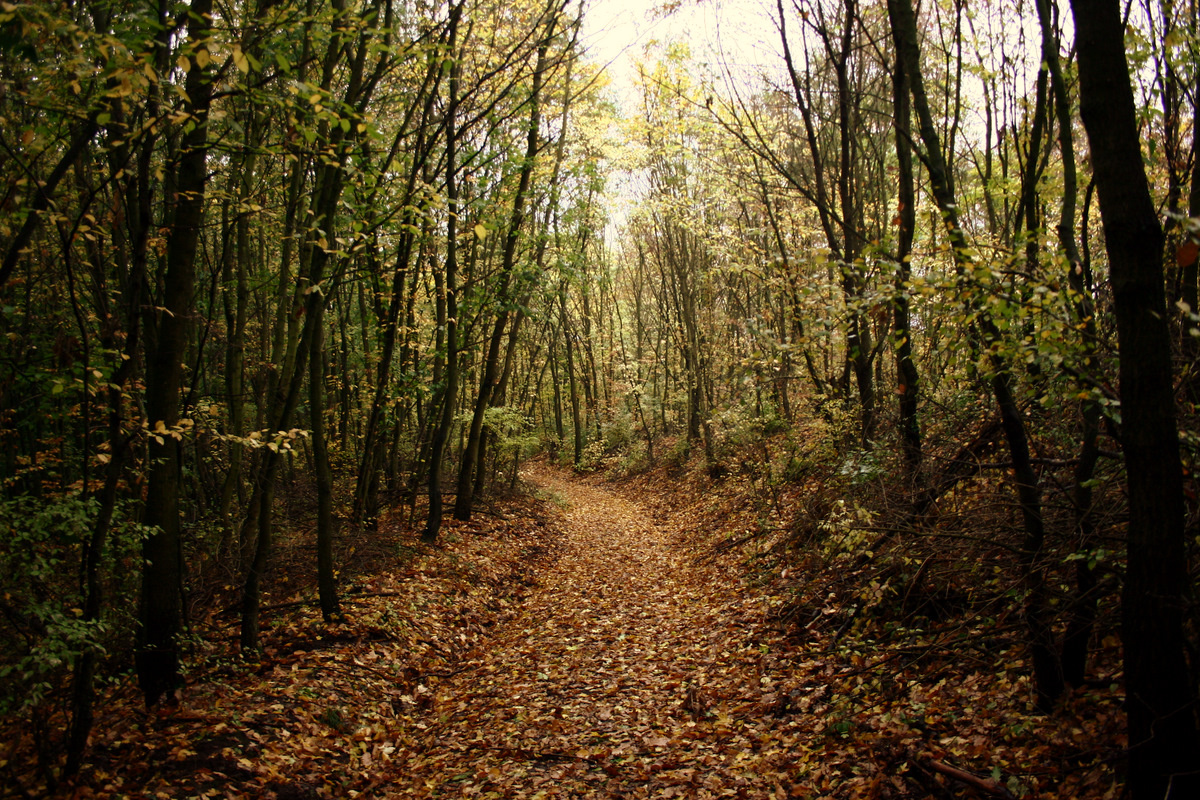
[310,308,341,622]
[455,21,555,516]
[1032,0,1099,688]
[425,1,463,542]
[562,283,584,465]
[888,34,921,479]
[136,0,214,706]
[888,0,1060,709]
[1070,1,1200,796]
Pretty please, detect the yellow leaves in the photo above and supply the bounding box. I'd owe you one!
[231,45,249,74]
[193,47,211,69]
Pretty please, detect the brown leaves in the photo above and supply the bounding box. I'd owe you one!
[19,494,561,800]
[30,462,1125,799]
[343,464,823,798]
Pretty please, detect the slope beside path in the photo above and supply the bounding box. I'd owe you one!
[369,464,809,798]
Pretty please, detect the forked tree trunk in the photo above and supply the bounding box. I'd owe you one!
[887,0,1060,710]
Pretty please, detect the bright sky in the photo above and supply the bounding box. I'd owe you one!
[579,0,781,110]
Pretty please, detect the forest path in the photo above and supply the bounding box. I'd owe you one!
[374,463,804,798]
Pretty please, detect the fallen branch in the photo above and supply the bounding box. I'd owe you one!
[924,758,1017,799]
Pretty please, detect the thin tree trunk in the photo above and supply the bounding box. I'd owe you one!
[455,18,556,517]
[425,1,463,542]
[310,306,341,621]
[889,35,921,479]
[1033,0,1098,688]
[888,0,1060,709]
[562,282,584,465]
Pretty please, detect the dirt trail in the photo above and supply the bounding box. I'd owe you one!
[376,464,806,798]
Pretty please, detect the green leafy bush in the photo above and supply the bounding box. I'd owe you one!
[0,494,147,762]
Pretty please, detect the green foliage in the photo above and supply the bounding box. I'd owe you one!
[710,405,770,455]
[836,448,883,486]
[0,495,147,720]
[664,435,692,469]
[614,440,651,475]
[601,412,635,453]
[817,499,876,561]
[576,439,607,472]
[483,406,539,461]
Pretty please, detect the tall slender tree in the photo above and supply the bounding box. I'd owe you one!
[137,0,216,705]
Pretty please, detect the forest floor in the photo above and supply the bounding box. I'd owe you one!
[13,460,1125,799]
[355,463,808,798]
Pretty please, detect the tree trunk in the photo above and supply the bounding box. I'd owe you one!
[1071,1,1200,795]
[310,306,341,622]
[137,0,214,706]
[1032,0,1099,688]
[888,0,1060,709]
[889,36,921,479]
[562,283,585,465]
[455,20,556,517]
[425,1,463,542]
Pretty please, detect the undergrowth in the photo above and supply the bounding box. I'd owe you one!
[602,407,1132,799]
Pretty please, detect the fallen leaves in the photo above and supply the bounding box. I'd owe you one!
[348,464,832,798]
[8,461,1125,799]
[0,491,561,799]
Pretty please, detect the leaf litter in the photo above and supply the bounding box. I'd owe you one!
[361,463,808,798]
[23,462,1124,799]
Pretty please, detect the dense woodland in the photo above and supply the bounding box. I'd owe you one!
[2,0,1199,796]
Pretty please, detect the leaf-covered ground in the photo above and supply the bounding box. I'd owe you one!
[356,463,1123,799]
[12,462,1124,798]
[358,464,805,798]
[599,460,1126,800]
[6,489,562,799]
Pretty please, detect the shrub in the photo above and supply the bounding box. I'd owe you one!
[0,494,147,771]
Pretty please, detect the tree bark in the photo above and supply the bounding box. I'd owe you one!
[1070,1,1200,795]
[888,0,1060,709]
[136,0,214,706]
[455,17,556,517]
[425,0,463,542]
[1031,0,1099,688]
[310,305,341,622]
[889,24,921,479]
